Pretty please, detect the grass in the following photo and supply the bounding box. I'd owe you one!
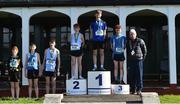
[0,97,44,104]
[160,95,180,104]
[1,95,180,104]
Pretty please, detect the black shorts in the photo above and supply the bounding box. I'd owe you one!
[9,70,20,82]
[113,54,125,61]
[45,71,56,77]
[92,41,105,50]
[27,69,39,79]
[70,49,83,57]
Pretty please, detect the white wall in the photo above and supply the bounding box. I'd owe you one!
[0,5,178,86]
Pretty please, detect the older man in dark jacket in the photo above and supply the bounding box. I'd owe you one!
[127,29,147,95]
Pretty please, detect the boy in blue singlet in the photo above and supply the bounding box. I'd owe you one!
[111,25,126,84]
[41,39,61,94]
[25,43,41,99]
[90,10,107,71]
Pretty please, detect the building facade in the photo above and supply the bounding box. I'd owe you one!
[0,0,179,90]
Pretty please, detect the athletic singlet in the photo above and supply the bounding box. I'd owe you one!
[26,52,38,70]
[70,33,82,51]
[45,48,59,72]
[91,20,107,42]
[111,34,126,54]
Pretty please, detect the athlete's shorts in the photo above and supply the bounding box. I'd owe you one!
[27,69,39,79]
[44,71,56,77]
[92,41,105,50]
[113,54,125,61]
[70,49,83,57]
[9,70,20,82]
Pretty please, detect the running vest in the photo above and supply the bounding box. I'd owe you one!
[26,52,38,70]
[45,48,59,72]
[91,20,107,42]
[70,33,82,51]
[112,34,126,54]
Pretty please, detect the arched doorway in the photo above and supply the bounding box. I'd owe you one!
[78,10,119,78]
[0,11,22,76]
[126,9,168,87]
[175,14,180,86]
[30,10,71,75]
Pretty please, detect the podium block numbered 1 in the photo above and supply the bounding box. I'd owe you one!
[111,84,130,94]
[66,79,87,95]
[88,71,111,95]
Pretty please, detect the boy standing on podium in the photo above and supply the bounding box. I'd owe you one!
[70,24,85,79]
[90,10,107,71]
[111,25,126,84]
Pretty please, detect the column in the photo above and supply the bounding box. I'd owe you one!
[119,12,128,83]
[168,7,177,88]
[21,9,30,85]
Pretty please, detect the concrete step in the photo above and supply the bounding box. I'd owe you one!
[61,95,142,104]
[43,93,160,104]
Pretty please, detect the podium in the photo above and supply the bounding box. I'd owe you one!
[111,84,130,94]
[88,71,111,95]
[66,79,87,95]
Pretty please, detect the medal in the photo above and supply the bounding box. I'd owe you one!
[50,49,54,60]
[28,53,35,67]
[95,20,104,36]
[129,40,137,56]
[74,33,79,43]
[131,50,135,55]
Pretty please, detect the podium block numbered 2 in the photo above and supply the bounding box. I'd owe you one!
[111,84,130,94]
[88,71,111,95]
[66,79,87,95]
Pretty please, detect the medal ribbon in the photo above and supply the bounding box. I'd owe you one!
[74,33,79,43]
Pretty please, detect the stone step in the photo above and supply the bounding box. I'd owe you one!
[43,93,160,104]
[61,95,142,104]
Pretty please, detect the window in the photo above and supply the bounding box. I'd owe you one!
[3,27,12,48]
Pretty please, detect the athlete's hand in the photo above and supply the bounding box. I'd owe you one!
[57,71,60,76]
[39,72,42,77]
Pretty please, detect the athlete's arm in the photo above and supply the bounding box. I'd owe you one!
[41,49,47,74]
[103,22,107,37]
[81,34,85,47]
[37,53,42,76]
[57,50,61,76]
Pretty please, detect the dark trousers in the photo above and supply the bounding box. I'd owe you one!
[128,60,143,92]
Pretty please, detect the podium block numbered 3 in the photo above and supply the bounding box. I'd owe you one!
[88,71,111,95]
[66,79,87,95]
[111,84,130,94]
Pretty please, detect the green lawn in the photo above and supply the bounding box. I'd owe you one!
[1,95,180,104]
[0,97,44,104]
[160,95,180,104]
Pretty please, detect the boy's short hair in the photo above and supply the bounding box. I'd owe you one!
[73,23,80,28]
[49,38,56,43]
[96,10,102,14]
[115,25,121,29]
[30,43,36,47]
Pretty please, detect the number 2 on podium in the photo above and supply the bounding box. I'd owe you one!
[96,74,102,86]
[73,81,80,89]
